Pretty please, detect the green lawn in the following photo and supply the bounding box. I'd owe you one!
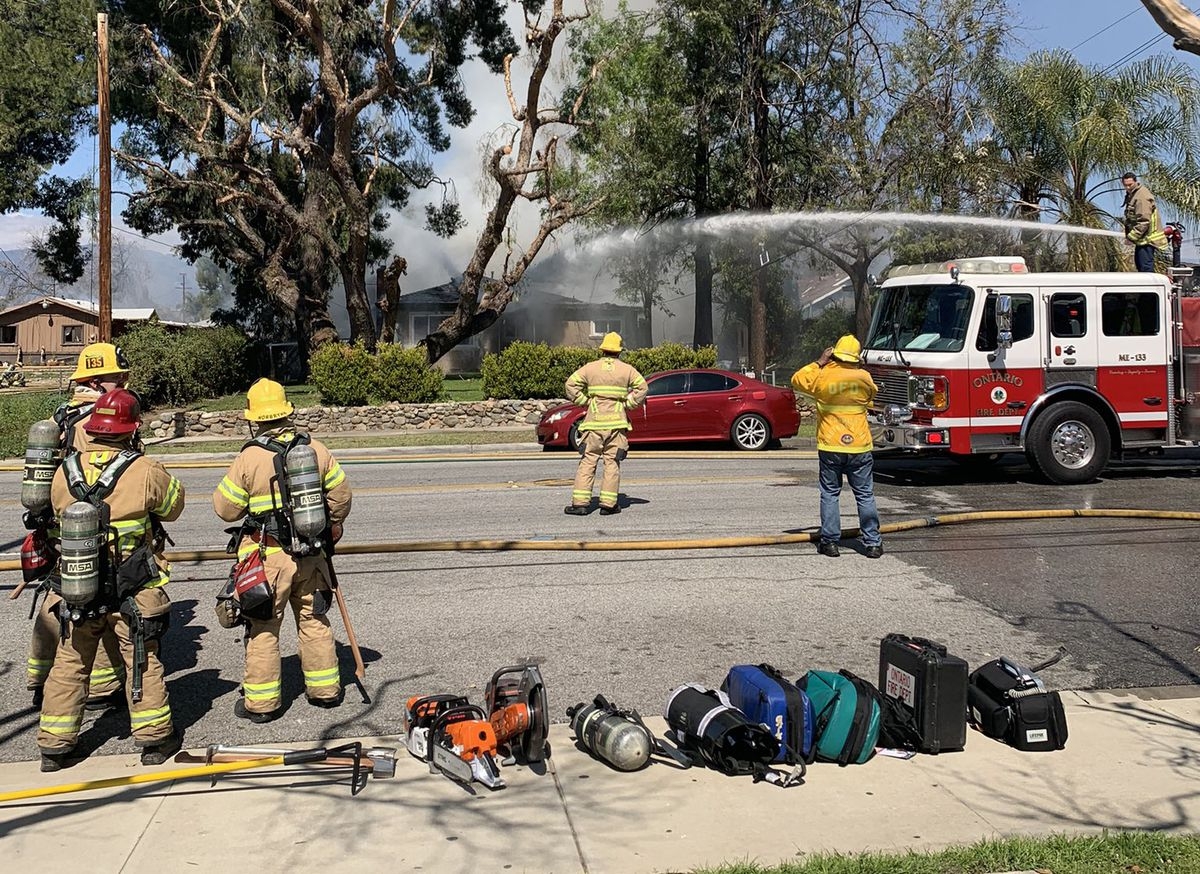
[189,379,485,412]
[147,428,535,454]
[696,832,1200,874]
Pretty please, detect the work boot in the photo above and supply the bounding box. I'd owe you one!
[39,751,68,773]
[84,691,126,712]
[234,698,280,724]
[140,732,182,766]
[563,505,589,516]
[307,692,343,709]
[863,544,884,559]
[816,540,840,558]
[30,687,43,708]
[598,505,621,515]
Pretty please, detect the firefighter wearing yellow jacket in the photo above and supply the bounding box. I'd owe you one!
[791,335,883,559]
[38,388,184,772]
[564,333,648,515]
[1122,172,1168,273]
[213,379,353,722]
[27,343,132,711]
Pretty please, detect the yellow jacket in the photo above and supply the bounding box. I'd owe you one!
[1123,183,1168,250]
[565,356,648,432]
[791,361,877,453]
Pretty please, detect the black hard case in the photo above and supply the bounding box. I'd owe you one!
[968,658,1068,752]
[878,633,968,753]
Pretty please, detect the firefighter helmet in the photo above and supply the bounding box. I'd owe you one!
[831,334,862,364]
[70,343,130,383]
[244,378,294,422]
[83,388,142,436]
[599,332,624,354]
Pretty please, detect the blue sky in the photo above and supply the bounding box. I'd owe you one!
[2,1,1198,278]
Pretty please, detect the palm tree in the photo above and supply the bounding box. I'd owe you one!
[980,49,1200,271]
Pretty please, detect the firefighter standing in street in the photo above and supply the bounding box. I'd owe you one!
[563,332,648,515]
[212,379,353,723]
[26,343,133,710]
[791,335,883,559]
[1122,172,1168,273]
[37,388,184,771]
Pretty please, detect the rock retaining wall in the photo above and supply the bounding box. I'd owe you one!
[146,399,567,439]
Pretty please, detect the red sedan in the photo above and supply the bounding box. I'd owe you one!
[537,369,799,451]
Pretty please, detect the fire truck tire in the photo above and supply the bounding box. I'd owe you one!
[1025,402,1111,484]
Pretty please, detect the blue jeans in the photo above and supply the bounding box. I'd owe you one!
[1134,245,1156,272]
[818,450,881,547]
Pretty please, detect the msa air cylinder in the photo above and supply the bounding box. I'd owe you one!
[567,699,652,772]
[285,443,327,542]
[59,502,102,607]
[22,419,61,513]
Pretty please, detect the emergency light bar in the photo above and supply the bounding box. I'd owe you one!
[887,256,1029,278]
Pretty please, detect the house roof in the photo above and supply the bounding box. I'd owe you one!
[0,295,158,322]
[400,277,640,313]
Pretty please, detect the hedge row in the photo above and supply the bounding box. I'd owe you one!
[309,343,444,406]
[481,341,718,400]
[0,391,69,458]
[117,322,250,407]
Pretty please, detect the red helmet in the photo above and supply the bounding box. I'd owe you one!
[84,388,142,437]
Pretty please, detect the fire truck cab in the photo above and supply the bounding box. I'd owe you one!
[864,256,1200,483]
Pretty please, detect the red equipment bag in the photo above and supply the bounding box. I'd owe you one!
[231,550,274,620]
[20,529,55,583]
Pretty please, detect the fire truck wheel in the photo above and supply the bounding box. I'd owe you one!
[1026,401,1111,484]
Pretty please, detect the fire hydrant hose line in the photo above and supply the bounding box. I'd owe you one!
[2,508,1198,574]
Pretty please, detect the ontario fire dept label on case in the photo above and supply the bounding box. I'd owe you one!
[885,664,917,707]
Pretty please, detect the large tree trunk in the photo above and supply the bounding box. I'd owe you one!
[375,256,407,344]
[693,241,714,349]
[340,216,378,351]
[747,8,770,376]
[851,259,872,341]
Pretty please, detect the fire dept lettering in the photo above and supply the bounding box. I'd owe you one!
[971,371,1024,389]
[885,664,916,707]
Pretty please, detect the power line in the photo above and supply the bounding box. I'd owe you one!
[1068,5,1144,53]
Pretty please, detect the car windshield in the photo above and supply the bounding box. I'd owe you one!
[867,284,975,353]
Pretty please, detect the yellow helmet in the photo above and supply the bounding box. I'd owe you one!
[599,332,624,354]
[244,378,294,422]
[831,334,862,364]
[70,343,130,383]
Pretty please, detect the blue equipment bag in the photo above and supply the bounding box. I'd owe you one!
[721,664,814,763]
[797,669,882,766]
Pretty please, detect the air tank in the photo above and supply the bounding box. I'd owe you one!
[285,443,327,542]
[21,419,61,513]
[567,699,652,772]
[59,502,102,608]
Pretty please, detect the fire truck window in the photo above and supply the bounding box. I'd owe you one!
[1101,293,1159,336]
[976,294,1034,351]
[1050,294,1087,338]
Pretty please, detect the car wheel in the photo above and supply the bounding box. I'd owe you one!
[731,413,770,451]
[567,421,582,452]
[1025,402,1111,484]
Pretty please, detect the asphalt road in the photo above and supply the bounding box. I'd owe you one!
[0,446,1196,763]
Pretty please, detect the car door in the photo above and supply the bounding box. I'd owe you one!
[638,372,691,439]
[968,290,1043,435]
[1096,287,1170,431]
[684,371,742,438]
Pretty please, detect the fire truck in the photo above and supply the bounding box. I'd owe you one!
[864,256,1200,483]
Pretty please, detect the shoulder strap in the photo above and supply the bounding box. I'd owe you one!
[54,401,94,456]
[64,449,141,506]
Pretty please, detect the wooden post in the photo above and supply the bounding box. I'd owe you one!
[97,12,112,342]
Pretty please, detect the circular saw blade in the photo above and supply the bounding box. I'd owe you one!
[521,682,549,764]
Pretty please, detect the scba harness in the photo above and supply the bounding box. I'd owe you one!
[236,433,329,557]
[60,450,169,703]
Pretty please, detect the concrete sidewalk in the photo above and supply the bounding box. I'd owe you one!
[1,687,1197,873]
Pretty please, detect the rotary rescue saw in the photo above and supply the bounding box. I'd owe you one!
[403,665,549,790]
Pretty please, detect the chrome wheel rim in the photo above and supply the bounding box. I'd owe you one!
[1050,419,1094,470]
[735,416,767,449]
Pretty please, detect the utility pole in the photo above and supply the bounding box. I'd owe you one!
[179,272,187,316]
[96,12,112,342]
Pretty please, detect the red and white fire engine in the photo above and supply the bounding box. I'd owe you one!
[864,256,1200,483]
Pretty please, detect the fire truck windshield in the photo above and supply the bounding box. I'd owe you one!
[866,284,975,353]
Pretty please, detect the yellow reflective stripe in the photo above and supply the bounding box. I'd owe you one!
[153,477,182,516]
[89,665,125,682]
[587,387,629,399]
[40,714,82,735]
[571,490,591,498]
[573,393,588,405]
[111,518,149,533]
[218,477,249,507]
[248,494,281,513]
[237,542,283,560]
[816,402,863,414]
[27,658,52,677]
[129,705,171,728]
[244,681,281,701]
[599,491,618,501]
[323,462,345,490]
[303,667,340,688]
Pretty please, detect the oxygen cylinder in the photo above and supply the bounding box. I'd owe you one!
[59,502,102,608]
[567,700,652,772]
[21,419,61,513]
[285,443,327,542]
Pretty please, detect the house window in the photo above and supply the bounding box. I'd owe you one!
[411,313,477,347]
[591,318,622,337]
[62,324,85,345]
[0,326,15,344]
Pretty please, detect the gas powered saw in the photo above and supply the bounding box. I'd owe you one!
[402,664,549,791]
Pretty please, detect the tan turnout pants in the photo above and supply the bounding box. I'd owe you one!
[570,429,629,510]
[37,587,173,753]
[28,595,124,698]
[242,551,340,714]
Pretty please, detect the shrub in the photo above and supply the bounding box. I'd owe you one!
[372,343,443,403]
[309,342,375,406]
[117,322,250,407]
[0,391,69,458]
[482,341,718,399]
